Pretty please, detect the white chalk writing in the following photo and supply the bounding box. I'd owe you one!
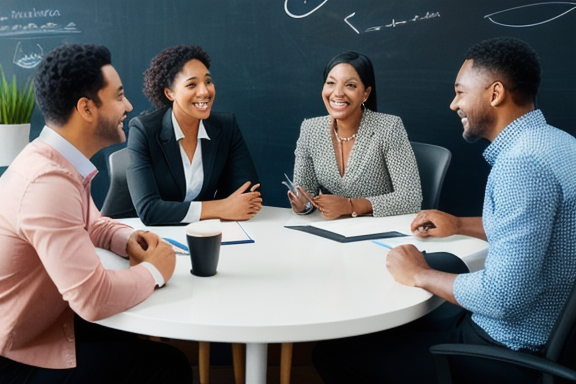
[485,2,576,28]
[0,8,80,37]
[353,11,441,34]
[11,8,61,19]
[284,2,440,34]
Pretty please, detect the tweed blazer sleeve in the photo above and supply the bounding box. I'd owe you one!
[293,109,422,217]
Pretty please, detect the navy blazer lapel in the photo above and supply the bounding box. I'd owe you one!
[158,108,187,195]
[199,116,222,197]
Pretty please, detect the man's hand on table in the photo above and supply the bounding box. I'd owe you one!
[386,244,459,305]
[127,230,176,283]
[410,210,459,238]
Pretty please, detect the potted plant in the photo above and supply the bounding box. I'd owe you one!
[0,64,35,166]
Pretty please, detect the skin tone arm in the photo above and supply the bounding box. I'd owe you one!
[201,182,262,221]
[410,209,486,241]
[127,230,176,283]
[314,194,372,220]
[387,209,487,304]
[288,187,372,219]
[386,244,459,305]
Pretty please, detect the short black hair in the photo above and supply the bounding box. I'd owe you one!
[143,45,211,108]
[466,37,541,105]
[323,51,378,112]
[34,44,111,126]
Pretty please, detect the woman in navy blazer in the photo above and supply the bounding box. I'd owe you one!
[127,45,261,226]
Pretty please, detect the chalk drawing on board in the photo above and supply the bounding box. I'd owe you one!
[345,11,441,34]
[284,0,329,19]
[284,1,440,33]
[0,21,80,37]
[13,41,43,69]
[344,13,360,34]
[485,2,576,27]
[0,8,81,37]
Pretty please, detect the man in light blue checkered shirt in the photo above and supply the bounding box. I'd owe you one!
[313,37,576,384]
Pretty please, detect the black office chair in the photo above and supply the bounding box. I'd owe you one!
[430,281,576,384]
[100,148,137,219]
[410,141,452,210]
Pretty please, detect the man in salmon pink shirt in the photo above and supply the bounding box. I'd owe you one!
[0,44,193,383]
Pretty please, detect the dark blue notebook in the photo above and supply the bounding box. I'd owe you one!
[423,251,470,274]
[373,240,470,274]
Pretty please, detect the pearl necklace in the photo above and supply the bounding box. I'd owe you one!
[333,119,357,143]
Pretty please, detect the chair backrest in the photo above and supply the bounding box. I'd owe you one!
[544,280,576,370]
[410,141,452,210]
[100,148,137,218]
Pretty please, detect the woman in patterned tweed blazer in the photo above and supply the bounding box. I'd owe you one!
[288,51,422,219]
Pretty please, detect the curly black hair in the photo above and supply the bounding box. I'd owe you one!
[143,45,211,108]
[323,51,378,112]
[466,37,541,106]
[34,44,111,126]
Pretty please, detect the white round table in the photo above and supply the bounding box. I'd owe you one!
[97,206,488,384]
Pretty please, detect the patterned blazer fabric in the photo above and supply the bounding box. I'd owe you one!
[294,109,422,217]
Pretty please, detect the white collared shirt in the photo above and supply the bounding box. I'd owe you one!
[171,113,210,223]
[39,126,97,180]
[39,126,164,287]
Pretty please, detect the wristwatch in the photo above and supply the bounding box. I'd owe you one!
[348,198,358,218]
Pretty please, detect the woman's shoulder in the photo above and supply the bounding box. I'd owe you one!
[360,110,408,144]
[297,115,331,142]
[300,115,330,132]
[302,115,330,125]
[130,105,170,128]
[364,109,402,125]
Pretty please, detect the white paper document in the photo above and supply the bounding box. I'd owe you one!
[118,218,253,248]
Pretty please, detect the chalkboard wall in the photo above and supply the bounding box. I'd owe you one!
[1,0,575,216]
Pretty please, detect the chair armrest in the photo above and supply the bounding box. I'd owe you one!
[430,344,576,382]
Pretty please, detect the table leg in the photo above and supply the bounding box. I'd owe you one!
[199,341,210,384]
[245,343,268,384]
[280,342,293,384]
[232,343,245,384]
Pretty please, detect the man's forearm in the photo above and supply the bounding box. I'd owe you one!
[415,269,460,305]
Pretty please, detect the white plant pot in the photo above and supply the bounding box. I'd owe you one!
[0,123,30,166]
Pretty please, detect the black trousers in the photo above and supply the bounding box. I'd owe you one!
[312,303,541,384]
[0,315,193,384]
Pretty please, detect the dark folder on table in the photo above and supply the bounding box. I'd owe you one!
[286,225,407,243]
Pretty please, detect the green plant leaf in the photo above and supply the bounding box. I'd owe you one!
[0,64,35,124]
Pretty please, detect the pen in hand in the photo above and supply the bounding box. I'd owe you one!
[418,222,436,232]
